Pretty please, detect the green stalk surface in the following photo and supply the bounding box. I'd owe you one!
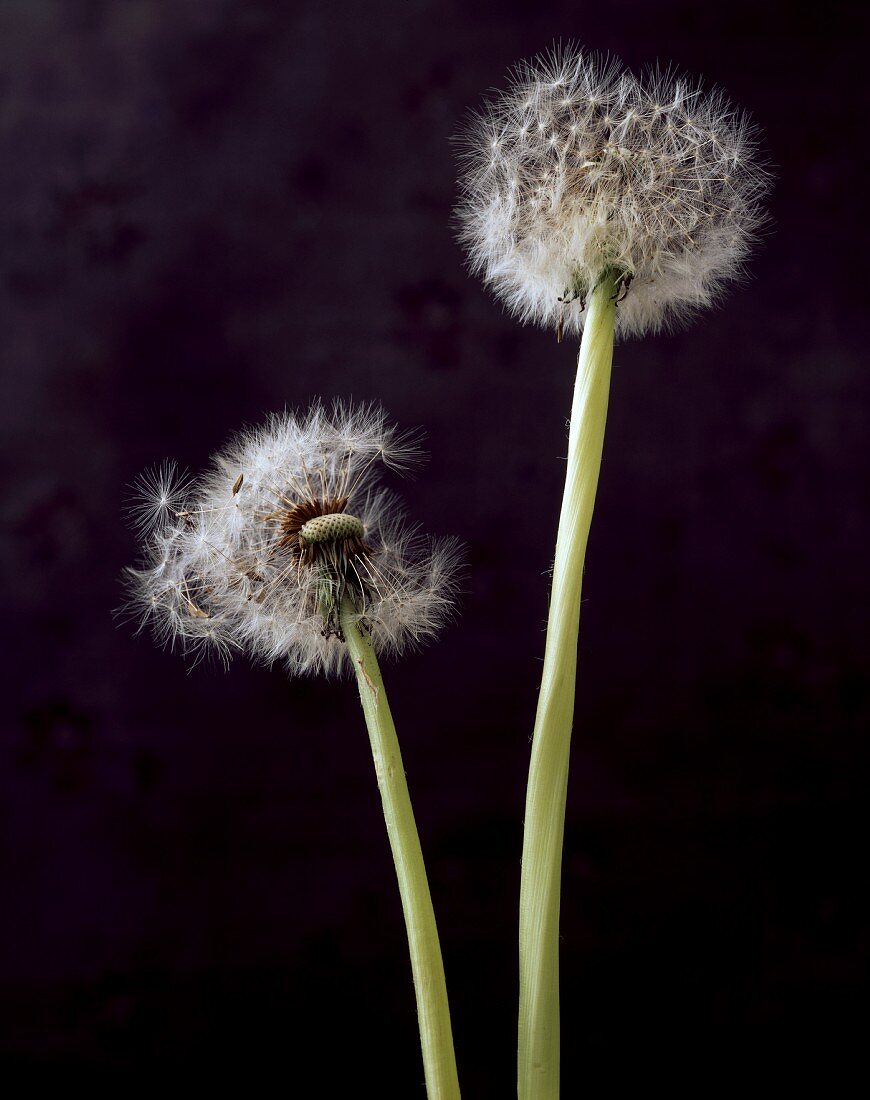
[518,275,618,1099]
[341,597,461,1100]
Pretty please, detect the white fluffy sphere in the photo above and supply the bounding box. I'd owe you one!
[122,403,461,677]
[456,46,770,338]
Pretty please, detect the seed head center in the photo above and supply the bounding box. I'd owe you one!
[299,512,365,544]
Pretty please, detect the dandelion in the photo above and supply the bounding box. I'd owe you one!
[455,44,771,1100]
[122,401,462,1099]
[125,402,458,676]
[456,46,769,338]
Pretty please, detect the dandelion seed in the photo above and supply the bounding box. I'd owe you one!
[126,460,193,540]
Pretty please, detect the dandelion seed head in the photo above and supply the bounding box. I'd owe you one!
[455,44,771,338]
[121,403,461,677]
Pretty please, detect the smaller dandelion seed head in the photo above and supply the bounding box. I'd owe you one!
[454,43,772,339]
[119,402,462,678]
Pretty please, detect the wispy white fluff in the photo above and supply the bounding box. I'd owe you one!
[122,403,461,677]
[455,45,771,338]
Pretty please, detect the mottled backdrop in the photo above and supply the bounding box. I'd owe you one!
[1,0,867,1091]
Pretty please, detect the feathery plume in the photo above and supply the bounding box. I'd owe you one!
[455,44,770,337]
[123,402,460,676]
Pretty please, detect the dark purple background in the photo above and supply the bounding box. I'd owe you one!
[2,0,867,1090]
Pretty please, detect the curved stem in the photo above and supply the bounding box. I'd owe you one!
[518,275,618,1099]
[341,597,461,1100]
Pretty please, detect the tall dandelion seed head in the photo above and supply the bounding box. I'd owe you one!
[121,402,461,677]
[455,44,771,337]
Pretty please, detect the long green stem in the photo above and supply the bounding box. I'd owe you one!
[518,275,618,1099]
[341,597,461,1100]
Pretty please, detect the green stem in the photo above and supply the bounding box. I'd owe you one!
[518,275,618,1099]
[341,596,461,1100]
